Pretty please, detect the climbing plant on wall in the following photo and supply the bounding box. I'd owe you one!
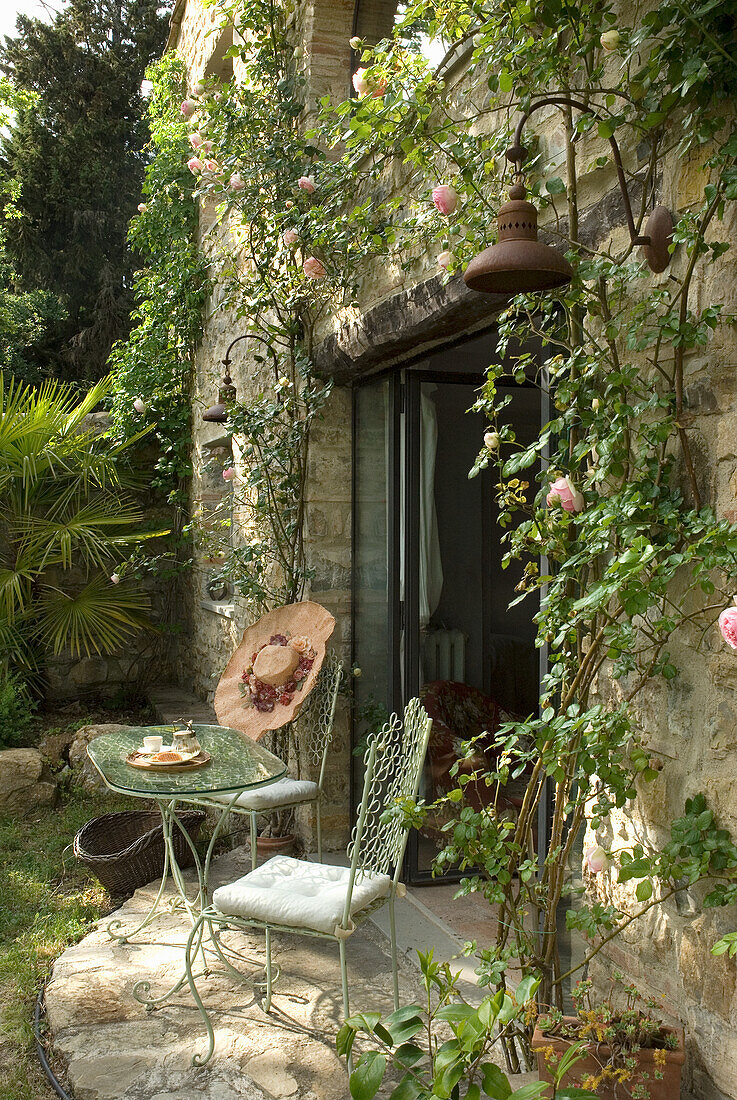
[314,0,737,1062]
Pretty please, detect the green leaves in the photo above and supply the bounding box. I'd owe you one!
[350,1051,386,1100]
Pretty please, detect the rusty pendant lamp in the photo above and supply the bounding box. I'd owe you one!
[464,180,573,294]
[202,371,237,423]
[464,94,674,296]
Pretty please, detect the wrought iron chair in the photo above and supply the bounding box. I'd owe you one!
[211,653,343,868]
[184,697,433,1067]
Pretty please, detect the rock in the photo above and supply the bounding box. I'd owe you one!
[38,729,75,768]
[0,748,56,812]
[69,724,129,792]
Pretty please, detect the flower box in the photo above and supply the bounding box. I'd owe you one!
[532,1017,685,1100]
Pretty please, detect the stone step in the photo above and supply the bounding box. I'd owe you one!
[147,684,216,727]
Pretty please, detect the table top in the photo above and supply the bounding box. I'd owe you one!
[87,724,287,797]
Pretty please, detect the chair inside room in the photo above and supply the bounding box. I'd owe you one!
[184,697,433,1067]
[212,652,343,868]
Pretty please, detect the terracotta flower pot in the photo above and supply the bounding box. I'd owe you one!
[255,833,295,863]
[532,1017,685,1100]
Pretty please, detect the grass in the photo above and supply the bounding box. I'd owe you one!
[0,710,147,1100]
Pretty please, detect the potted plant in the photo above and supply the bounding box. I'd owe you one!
[532,976,685,1100]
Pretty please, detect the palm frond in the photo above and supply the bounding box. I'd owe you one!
[22,497,149,570]
[35,575,153,658]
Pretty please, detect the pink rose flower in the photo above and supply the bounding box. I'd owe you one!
[584,844,610,873]
[137,203,147,213]
[133,397,146,414]
[229,172,245,191]
[203,159,219,173]
[187,157,203,174]
[303,256,326,279]
[298,176,316,193]
[290,635,311,654]
[222,467,236,481]
[110,573,120,585]
[718,602,737,649]
[189,133,202,149]
[437,250,453,270]
[200,140,213,154]
[352,68,386,97]
[484,431,500,451]
[283,229,299,245]
[432,185,459,215]
[180,99,197,118]
[546,475,584,513]
[352,68,370,95]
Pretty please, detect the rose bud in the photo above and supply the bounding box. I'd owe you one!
[187,156,203,174]
[437,250,453,270]
[584,844,610,873]
[303,256,326,279]
[600,29,620,51]
[718,599,737,649]
[180,98,197,117]
[137,203,147,213]
[484,431,500,451]
[298,176,316,193]
[432,185,459,215]
[222,467,236,481]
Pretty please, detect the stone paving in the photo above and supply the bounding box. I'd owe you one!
[44,846,425,1100]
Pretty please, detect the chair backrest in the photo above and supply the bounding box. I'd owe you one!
[346,698,433,894]
[294,651,343,790]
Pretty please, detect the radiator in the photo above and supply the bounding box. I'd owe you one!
[422,629,466,683]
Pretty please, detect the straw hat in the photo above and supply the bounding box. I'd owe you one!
[214,601,336,739]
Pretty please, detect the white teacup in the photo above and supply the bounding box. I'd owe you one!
[142,735,163,754]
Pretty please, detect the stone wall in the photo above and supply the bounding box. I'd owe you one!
[169,2,737,1092]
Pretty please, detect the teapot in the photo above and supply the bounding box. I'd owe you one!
[171,720,201,756]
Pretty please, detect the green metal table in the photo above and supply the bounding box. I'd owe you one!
[87,723,286,1009]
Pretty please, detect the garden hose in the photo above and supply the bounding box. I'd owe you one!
[34,981,74,1100]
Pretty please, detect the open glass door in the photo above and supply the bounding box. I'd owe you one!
[352,332,542,884]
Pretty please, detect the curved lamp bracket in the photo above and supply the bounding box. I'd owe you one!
[507,95,673,273]
[203,332,280,424]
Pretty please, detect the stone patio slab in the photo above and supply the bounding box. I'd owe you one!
[44,846,425,1099]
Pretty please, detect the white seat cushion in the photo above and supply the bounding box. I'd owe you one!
[212,855,392,936]
[211,777,319,811]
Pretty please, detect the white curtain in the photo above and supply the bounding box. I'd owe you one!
[419,387,444,628]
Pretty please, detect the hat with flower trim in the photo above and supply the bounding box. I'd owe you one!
[214,601,336,739]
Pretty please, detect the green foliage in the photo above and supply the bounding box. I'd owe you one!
[0,673,35,748]
[0,0,171,383]
[338,951,595,1098]
[108,52,209,504]
[0,781,133,1096]
[0,373,165,683]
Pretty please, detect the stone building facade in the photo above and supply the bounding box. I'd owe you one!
[167,2,737,1096]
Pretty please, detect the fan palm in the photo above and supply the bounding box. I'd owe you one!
[0,373,167,681]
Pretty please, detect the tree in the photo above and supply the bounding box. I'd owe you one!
[0,0,171,384]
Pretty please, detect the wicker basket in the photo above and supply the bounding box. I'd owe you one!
[73,810,206,897]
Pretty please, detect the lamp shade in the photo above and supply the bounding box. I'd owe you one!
[202,373,236,423]
[464,183,573,295]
